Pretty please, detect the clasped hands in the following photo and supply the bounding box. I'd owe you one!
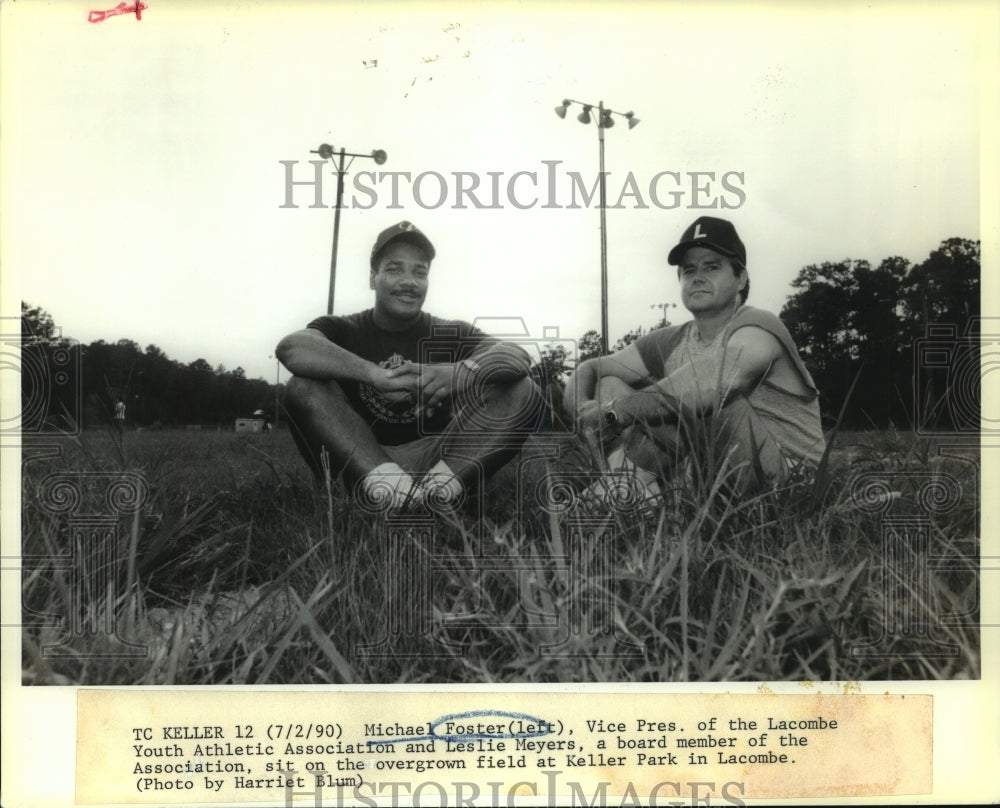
[369,360,475,417]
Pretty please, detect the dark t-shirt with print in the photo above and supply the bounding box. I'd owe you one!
[306,309,492,446]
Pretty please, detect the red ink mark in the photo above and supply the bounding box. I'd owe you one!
[88,1,147,23]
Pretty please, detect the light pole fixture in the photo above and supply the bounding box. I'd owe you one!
[310,143,388,315]
[650,301,677,328]
[554,99,639,355]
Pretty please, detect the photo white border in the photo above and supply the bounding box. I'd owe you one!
[2,1,998,805]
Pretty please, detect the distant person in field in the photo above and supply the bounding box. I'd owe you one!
[277,221,541,509]
[114,400,126,423]
[564,216,825,496]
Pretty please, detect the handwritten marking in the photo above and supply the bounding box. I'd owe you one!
[89,2,147,23]
[368,710,554,746]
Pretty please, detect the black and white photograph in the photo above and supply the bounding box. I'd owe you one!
[2,1,997,806]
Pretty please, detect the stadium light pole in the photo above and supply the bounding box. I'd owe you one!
[554,99,639,356]
[311,143,388,315]
[650,301,677,329]
[268,354,281,426]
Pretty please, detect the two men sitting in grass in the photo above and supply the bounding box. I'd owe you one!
[279,217,824,511]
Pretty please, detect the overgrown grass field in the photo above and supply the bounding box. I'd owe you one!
[20,425,980,684]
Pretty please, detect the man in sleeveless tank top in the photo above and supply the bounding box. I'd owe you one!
[276,221,542,510]
[563,216,825,495]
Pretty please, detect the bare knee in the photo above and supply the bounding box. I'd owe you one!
[595,376,634,404]
[283,376,347,414]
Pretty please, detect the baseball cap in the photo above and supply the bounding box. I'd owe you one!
[370,221,436,269]
[668,216,747,266]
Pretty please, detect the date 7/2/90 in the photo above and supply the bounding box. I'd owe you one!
[131,724,344,742]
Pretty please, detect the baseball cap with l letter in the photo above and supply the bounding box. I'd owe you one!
[668,216,747,266]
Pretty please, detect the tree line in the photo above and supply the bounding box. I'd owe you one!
[22,235,979,431]
[781,237,979,430]
[20,303,277,430]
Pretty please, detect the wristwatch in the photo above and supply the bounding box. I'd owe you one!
[603,402,619,429]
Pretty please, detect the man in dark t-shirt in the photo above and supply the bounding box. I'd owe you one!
[304,309,492,447]
[277,221,541,509]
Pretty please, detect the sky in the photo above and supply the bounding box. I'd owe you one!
[2,1,994,384]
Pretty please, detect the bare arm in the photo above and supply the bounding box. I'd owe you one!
[275,328,379,382]
[563,343,652,419]
[275,328,423,404]
[611,326,784,427]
